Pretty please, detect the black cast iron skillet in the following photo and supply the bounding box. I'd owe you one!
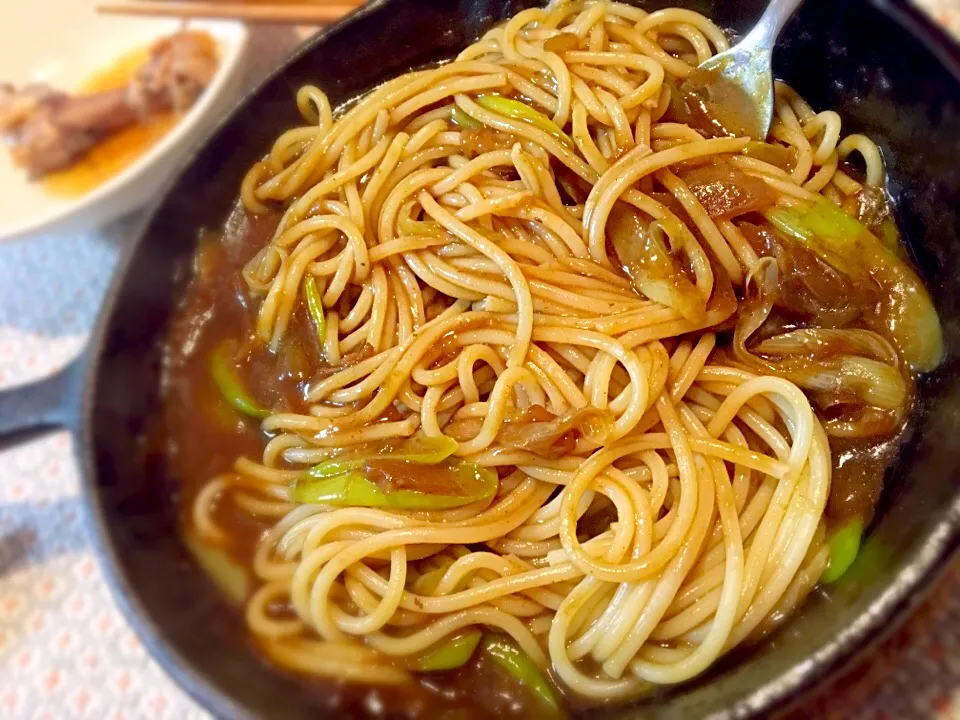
[2,0,959,717]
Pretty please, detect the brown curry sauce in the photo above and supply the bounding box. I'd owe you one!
[157,206,561,719]
[154,189,915,716]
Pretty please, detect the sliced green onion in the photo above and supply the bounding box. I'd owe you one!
[797,197,868,243]
[290,438,500,510]
[474,95,573,148]
[303,276,326,346]
[203,385,247,430]
[822,518,864,584]
[877,217,903,256]
[306,435,459,478]
[397,213,448,238]
[292,461,497,510]
[413,567,447,595]
[480,634,561,714]
[183,532,249,605]
[210,340,270,419]
[409,629,482,672]
[765,207,814,243]
[451,105,481,129]
[766,197,871,248]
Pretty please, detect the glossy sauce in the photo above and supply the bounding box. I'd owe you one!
[366,458,465,494]
[41,46,180,196]
[155,193,918,716]
[828,432,907,524]
[670,64,764,139]
[155,207,549,718]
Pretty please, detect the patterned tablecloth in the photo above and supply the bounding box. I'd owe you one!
[1,6,959,719]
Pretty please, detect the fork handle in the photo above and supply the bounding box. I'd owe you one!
[744,0,806,48]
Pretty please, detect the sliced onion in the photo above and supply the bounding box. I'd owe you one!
[817,404,904,438]
[607,202,706,322]
[741,141,796,170]
[765,198,943,372]
[797,356,908,410]
[754,328,899,364]
[734,259,911,427]
[498,406,615,458]
[543,32,580,54]
[678,159,777,219]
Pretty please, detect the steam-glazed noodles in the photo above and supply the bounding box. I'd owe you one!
[160,1,943,715]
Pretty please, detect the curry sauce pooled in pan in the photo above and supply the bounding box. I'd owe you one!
[153,1,943,717]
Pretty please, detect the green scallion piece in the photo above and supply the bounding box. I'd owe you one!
[822,518,864,584]
[474,95,573,148]
[209,341,270,419]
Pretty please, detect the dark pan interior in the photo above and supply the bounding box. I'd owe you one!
[81,0,960,718]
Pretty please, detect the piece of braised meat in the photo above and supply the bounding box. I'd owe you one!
[0,30,217,180]
[128,30,218,115]
[0,84,135,178]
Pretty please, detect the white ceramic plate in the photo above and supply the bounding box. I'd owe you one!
[0,1,250,241]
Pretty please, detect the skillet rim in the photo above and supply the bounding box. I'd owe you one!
[77,1,960,718]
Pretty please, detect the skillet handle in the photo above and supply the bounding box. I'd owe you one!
[0,359,83,447]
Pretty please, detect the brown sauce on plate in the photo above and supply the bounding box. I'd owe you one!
[41,47,180,196]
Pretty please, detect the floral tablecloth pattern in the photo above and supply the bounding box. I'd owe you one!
[1,9,959,720]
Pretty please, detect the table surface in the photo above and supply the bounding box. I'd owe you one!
[2,5,960,719]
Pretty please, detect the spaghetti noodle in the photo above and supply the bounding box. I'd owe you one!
[162,1,942,714]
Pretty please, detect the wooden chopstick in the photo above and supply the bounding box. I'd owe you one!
[97,1,363,24]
